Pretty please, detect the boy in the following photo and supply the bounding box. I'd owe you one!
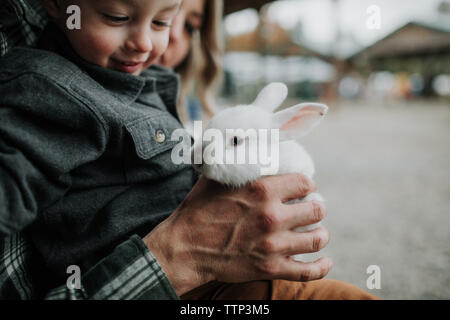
[0,0,197,290]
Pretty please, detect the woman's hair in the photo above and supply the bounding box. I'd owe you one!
[175,0,224,123]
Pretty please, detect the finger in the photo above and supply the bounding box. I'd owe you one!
[287,227,330,254]
[279,200,326,230]
[255,200,324,234]
[262,227,330,255]
[246,174,315,204]
[268,173,317,202]
[278,257,333,282]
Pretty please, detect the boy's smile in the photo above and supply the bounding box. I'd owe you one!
[41,0,181,75]
[109,58,146,74]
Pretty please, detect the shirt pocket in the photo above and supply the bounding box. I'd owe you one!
[124,112,192,181]
[125,113,180,159]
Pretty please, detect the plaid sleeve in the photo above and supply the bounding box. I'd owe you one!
[0,233,35,299]
[1,233,180,300]
[0,0,48,56]
[45,235,180,300]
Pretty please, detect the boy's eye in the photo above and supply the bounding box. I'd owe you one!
[103,14,129,23]
[153,20,171,28]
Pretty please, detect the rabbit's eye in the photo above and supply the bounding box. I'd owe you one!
[231,136,243,147]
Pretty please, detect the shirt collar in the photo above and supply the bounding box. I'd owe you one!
[36,22,180,117]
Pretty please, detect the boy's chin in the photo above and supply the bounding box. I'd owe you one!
[130,69,143,76]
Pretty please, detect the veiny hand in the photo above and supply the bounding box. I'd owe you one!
[143,173,332,296]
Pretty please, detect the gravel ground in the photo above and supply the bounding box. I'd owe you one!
[296,98,450,299]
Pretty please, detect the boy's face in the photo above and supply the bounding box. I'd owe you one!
[43,0,181,75]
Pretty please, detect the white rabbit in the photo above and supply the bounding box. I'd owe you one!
[191,82,328,261]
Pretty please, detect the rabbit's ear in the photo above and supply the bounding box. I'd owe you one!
[252,82,288,112]
[273,103,328,140]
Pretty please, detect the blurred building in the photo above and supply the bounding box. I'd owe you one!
[223,8,336,102]
[348,20,450,98]
[222,1,450,102]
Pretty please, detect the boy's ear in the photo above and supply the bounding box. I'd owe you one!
[273,103,328,141]
[40,0,63,19]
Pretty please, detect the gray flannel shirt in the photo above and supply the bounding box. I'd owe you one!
[0,0,194,300]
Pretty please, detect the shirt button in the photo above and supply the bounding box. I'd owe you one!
[155,129,166,143]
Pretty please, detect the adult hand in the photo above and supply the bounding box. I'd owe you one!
[143,173,332,296]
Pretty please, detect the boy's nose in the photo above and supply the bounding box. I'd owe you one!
[125,30,153,53]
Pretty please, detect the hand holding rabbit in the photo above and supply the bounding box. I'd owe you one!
[192,82,328,261]
[143,174,331,296]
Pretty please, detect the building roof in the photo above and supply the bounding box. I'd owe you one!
[226,19,333,63]
[349,19,450,61]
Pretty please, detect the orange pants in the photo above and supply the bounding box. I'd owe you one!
[181,279,380,300]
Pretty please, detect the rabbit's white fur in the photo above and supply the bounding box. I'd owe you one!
[191,82,327,261]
